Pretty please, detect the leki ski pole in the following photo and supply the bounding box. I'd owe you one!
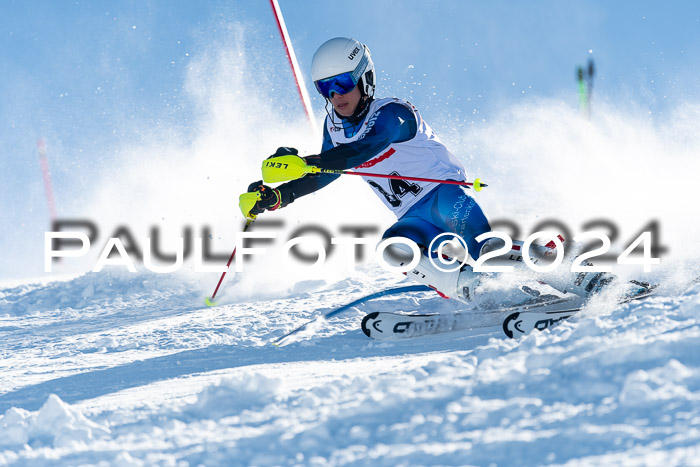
[261,155,488,191]
[205,191,263,307]
[204,218,254,307]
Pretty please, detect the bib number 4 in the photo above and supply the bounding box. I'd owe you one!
[369,172,422,208]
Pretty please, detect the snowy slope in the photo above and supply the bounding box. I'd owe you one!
[4,3,700,464]
[1,265,699,466]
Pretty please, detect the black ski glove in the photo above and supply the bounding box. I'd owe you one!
[269,147,298,158]
[269,146,320,170]
[246,181,294,215]
[303,154,322,167]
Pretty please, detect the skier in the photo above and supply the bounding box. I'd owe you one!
[240,37,610,303]
[239,37,490,302]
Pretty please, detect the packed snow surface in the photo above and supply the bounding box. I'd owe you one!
[1,265,699,466]
[5,4,700,465]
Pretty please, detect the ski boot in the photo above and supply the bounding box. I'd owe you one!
[381,240,481,302]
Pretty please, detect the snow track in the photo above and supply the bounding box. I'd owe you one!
[1,268,699,465]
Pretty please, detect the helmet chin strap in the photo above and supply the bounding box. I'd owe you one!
[327,95,373,131]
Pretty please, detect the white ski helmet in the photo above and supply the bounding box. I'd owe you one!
[311,37,375,99]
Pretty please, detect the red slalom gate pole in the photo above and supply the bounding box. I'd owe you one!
[37,139,57,223]
[205,219,254,307]
[269,0,319,138]
[207,3,315,306]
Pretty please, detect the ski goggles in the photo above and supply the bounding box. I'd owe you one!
[314,72,358,99]
[314,52,368,98]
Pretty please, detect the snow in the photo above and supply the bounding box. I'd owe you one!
[1,265,699,465]
[3,9,700,464]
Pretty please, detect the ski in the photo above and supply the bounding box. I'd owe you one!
[502,308,579,338]
[360,281,658,341]
[361,311,460,339]
[503,281,658,338]
[361,294,581,341]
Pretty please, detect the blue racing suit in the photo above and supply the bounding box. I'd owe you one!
[277,98,491,258]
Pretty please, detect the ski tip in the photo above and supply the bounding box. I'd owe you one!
[204,297,217,307]
[271,338,289,347]
[361,311,381,338]
[502,312,519,339]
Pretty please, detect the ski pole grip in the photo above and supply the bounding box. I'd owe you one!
[261,155,313,183]
[239,191,262,220]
